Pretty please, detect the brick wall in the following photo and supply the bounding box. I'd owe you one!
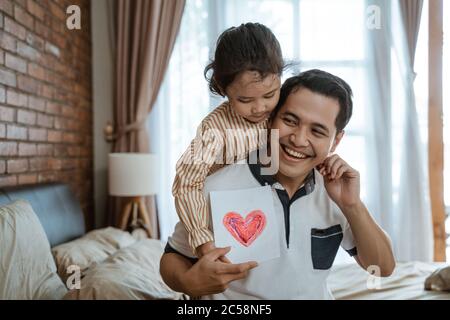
[0,0,93,228]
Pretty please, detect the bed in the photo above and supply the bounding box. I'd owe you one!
[0,183,449,300]
[329,261,450,300]
[0,183,183,300]
[0,183,86,248]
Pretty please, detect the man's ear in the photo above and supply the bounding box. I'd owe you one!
[330,130,344,153]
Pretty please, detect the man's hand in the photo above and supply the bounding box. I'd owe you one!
[196,241,230,263]
[317,154,361,211]
[182,247,258,297]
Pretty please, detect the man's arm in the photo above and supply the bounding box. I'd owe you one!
[318,154,395,277]
[160,252,196,295]
[160,246,258,297]
[341,201,395,276]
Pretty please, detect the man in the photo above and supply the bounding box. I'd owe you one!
[160,69,395,299]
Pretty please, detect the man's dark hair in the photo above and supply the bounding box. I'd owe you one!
[204,22,285,96]
[272,69,353,132]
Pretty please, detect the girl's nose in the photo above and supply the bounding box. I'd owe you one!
[251,101,266,114]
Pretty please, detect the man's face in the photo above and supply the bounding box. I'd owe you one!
[271,87,344,181]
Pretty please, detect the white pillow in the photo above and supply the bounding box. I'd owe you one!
[0,200,67,299]
[63,239,185,300]
[51,227,136,283]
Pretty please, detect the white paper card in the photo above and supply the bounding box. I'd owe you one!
[210,185,280,264]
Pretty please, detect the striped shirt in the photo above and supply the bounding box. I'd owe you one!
[172,101,269,253]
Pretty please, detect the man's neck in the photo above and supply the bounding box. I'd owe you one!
[274,171,310,199]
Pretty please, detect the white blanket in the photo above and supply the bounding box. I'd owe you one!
[328,261,450,300]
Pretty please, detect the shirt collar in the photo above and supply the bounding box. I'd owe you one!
[247,152,316,196]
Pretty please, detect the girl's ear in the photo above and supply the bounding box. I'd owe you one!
[330,130,344,153]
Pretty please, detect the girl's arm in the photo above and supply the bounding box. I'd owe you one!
[172,122,223,254]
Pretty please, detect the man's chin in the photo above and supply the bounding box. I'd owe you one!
[276,162,314,180]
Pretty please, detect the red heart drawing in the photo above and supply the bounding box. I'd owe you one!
[223,210,267,247]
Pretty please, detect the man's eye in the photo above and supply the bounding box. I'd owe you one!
[312,129,325,136]
[283,117,296,125]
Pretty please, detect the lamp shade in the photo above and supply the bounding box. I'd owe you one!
[109,153,158,196]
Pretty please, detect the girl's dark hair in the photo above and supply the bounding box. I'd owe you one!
[204,22,285,96]
[272,69,353,132]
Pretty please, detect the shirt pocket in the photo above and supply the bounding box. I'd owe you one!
[311,224,343,270]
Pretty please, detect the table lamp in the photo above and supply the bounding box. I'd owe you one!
[109,153,158,237]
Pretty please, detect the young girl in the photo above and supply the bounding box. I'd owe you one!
[172,22,285,258]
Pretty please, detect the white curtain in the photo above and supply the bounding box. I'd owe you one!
[365,0,432,262]
[149,0,434,262]
[147,0,211,240]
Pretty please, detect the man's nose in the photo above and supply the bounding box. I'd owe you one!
[290,128,309,147]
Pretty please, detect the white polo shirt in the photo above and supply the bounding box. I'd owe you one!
[166,159,357,300]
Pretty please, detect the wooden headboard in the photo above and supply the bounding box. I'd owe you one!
[0,183,86,247]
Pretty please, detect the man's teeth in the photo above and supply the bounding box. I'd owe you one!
[284,146,307,159]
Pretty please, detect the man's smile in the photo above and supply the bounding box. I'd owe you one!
[280,144,313,162]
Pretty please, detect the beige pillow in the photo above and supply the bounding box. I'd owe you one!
[63,239,185,300]
[0,200,67,299]
[52,227,136,283]
[425,266,450,291]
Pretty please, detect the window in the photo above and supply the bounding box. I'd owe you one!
[150,0,370,243]
[150,0,433,263]
[222,1,370,205]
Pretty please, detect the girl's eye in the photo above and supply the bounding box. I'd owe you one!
[238,99,252,104]
[264,94,275,99]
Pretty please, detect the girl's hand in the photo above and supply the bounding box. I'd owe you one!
[183,247,257,297]
[196,241,231,263]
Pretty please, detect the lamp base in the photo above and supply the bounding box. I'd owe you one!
[118,196,152,238]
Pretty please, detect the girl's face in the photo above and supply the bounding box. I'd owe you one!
[225,71,281,123]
